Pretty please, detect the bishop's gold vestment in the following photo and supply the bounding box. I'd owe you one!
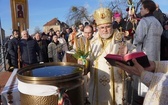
[88,30,136,105]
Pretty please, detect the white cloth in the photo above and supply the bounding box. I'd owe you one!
[138,79,148,97]
[18,80,58,96]
[140,61,168,105]
[1,69,59,105]
[1,69,19,105]
[133,16,163,97]
[141,71,168,105]
[133,16,163,61]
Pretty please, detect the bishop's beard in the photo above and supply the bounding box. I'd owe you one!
[99,33,112,39]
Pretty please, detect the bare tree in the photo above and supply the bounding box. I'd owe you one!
[66,0,140,26]
[135,0,142,14]
[34,26,41,34]
[110,0,126,9]
[108,0,127,15]
[108,0,140,16]
[66,6,92,26]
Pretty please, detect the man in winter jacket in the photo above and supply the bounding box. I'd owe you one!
[8,30,20,69]
[20,30,40,67]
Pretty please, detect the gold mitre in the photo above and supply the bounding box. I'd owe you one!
[93,7,112,26]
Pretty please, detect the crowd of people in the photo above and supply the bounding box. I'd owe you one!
[5,0,168,105]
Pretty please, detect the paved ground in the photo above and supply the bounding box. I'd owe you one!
[0,71,11,104]
[0,71,11,92]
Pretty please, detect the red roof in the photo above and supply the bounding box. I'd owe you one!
[43,18,59,26]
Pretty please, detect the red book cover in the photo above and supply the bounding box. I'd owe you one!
[104,52,150,68]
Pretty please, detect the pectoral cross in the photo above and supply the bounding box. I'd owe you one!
[118,27,127,55]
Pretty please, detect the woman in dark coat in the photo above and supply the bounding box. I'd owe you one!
[34,32,49,63]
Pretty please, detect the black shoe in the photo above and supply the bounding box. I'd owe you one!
[8,66,14,72]
[84,97,90,105]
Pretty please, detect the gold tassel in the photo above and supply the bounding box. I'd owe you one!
[74,35,78,51]
[122,70,126,105]
[85,39,90,53]
[110,66,115,105]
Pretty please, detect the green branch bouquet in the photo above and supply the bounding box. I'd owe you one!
[72,49,90,75]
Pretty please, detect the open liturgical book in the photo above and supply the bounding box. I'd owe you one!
[104,52,150,68]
